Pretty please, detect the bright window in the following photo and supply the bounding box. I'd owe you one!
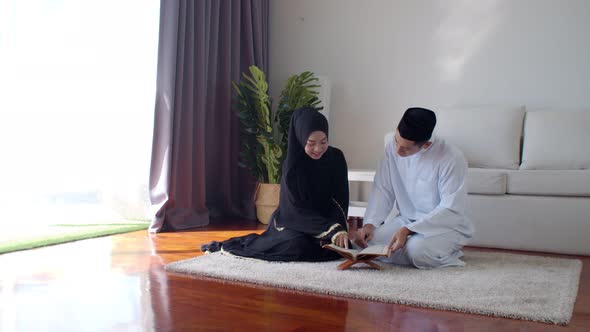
[0,0,160,226]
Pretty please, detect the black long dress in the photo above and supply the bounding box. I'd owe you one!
[201,108,349,261]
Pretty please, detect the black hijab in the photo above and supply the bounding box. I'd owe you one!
[276,107,349,236]
[283,107,329,179]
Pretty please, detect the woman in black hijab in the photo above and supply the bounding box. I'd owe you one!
[201,107,350,261]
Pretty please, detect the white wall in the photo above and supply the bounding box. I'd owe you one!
[269,0,590,169]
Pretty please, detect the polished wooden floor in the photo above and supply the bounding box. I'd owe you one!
[1,218,588,332]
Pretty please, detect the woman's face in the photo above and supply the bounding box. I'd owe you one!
[304,131,328,160]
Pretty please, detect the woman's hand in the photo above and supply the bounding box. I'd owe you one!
[334,232,349,249]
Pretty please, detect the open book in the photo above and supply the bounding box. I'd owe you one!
[323,243,391,270]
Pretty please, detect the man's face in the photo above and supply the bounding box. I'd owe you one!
[394,129,428,157]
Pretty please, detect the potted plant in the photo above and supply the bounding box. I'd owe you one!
[233,65,322,224]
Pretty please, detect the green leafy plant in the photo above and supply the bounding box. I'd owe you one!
[233,65,322,184]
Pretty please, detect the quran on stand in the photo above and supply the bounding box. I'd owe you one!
[322,243,391,270]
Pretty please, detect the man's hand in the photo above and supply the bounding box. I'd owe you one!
[388,226,413,253]
[334,232,349,249]
[356,224,376,248]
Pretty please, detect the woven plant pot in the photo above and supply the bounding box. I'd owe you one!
[254,183,280,224]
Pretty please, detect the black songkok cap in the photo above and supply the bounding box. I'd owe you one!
[397,107,436,142]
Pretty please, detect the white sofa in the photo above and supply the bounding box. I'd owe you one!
[350,106,590,256]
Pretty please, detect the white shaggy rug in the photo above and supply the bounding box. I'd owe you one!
[165,250,582,324]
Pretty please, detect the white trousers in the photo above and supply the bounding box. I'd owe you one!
[366,216,469,269]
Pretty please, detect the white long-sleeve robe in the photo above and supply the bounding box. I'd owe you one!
[364,137,474,239]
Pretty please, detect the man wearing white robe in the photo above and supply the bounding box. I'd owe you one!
[356,107,474,268]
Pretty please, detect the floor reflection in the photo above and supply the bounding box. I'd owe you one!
[0,236,155,332]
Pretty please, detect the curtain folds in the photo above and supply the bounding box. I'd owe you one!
[149,0,269,232]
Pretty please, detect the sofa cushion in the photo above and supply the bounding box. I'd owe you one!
[520,111,590,170]
[506,170,590,196]
[434,106,525,169]
[467,168,507,195]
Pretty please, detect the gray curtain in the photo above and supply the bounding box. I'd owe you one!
[149,0,269,232]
